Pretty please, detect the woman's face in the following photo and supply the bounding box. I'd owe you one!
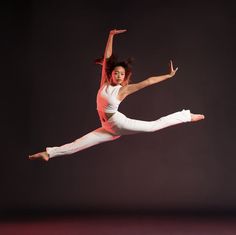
[111,66,126,85]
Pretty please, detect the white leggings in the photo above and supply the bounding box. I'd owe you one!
[46,110,191,158]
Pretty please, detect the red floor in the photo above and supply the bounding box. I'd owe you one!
[1,214,236,235]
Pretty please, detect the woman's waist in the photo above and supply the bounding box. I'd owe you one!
[97,110,116,122]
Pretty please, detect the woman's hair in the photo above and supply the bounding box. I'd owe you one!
[95,54,134,85]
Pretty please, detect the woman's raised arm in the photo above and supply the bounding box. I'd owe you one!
[100,29,127,87]
[119,61,178,99]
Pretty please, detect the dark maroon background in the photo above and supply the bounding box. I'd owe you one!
[1,0,235,216]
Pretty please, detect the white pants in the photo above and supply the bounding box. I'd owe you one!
[46,110,191,158]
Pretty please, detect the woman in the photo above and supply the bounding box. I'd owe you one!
[29,29,204,161]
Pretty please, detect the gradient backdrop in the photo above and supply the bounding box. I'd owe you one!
[2,0,235,215]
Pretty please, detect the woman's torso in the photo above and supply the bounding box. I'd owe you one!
[96,83,123,122]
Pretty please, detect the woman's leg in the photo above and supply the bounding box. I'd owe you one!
[29,128,120,160]
[106,110,203,136]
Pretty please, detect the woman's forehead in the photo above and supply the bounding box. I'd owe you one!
[114,66,125,72]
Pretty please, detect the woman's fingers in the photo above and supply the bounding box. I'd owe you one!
[110,29,127,35]
[168,60,178,77]
[170,60,174,71]
[170,60,178,72]
[116,29,127,34]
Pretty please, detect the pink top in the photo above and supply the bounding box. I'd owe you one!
[96,84,122,113]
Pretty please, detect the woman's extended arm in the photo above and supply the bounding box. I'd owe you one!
[119,61,178,99]
[100,29,127,87]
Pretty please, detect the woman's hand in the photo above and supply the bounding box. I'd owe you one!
[168,60,178,78]
[110,29,127,36]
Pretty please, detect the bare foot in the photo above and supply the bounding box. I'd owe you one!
[191,113,205,122]
[29,151,49,161]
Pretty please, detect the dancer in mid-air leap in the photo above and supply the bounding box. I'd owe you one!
[29,29,204,161]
